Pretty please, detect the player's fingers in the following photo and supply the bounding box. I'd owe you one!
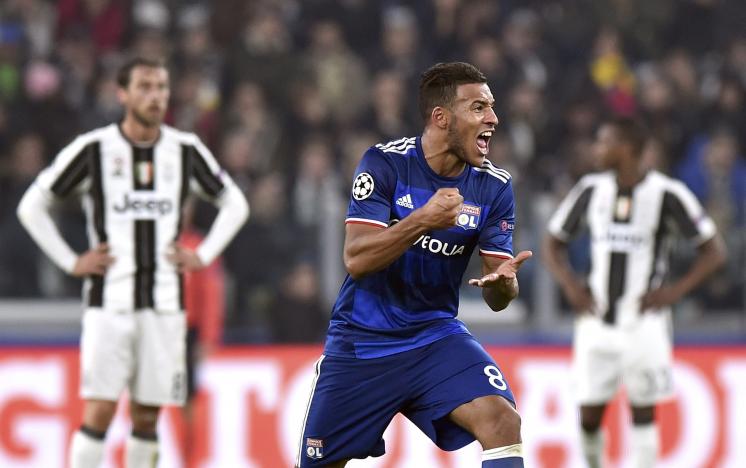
[437,187,460,197]
[441,195,462,209]
[510,250,533,266]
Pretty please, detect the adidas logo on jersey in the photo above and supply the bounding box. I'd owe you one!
[396,194,414,209]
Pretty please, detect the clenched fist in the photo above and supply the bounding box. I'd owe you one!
[416,188,464,230]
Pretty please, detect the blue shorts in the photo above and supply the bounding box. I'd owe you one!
[296,333,515,466]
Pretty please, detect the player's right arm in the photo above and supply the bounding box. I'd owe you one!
[542,177,596,314]
[344,188,463,279]
[16,135,113,276]
[542,235,595,314]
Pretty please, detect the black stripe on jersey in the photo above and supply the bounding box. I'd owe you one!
[604,187,633,324]
[132,146,156,309]
[177,145,192,233]
[604,252,627,324]
[561,186,594,237]
[51,144,92,197]
[175,145,192,310]
[134,220,156,309]
[661,191,699,239]
[88,142,106,307]
[646,194,672,294]
[189,145,224,197]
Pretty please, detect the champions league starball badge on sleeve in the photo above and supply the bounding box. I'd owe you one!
[352,172,374,200]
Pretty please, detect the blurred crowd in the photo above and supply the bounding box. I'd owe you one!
[0,0,743,342]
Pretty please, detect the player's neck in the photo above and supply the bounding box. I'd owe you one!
[615,161,646,189]
[120,116,160,146]
[421,131,467,177]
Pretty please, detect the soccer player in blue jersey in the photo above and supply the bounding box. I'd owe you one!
[296,62,532,468]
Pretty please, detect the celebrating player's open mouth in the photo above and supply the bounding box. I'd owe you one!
[477,130,492,156]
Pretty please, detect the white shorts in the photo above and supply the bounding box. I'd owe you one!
[572,312,674,406]
[79,308,187,406]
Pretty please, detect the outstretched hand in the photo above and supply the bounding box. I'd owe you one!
[167,243,205,272]
[72,243,115,277]
[468,250,533,288]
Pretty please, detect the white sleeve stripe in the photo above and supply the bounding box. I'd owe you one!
[375,137,415,151]
[479,249,514,258]
[382,144,416,155]
[345,217,388,228]
[482,160,512,178]
[473,167,509,183]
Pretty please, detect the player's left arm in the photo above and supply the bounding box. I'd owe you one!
[470,178,532,311]
[171,137,249,271]
[641,182,727,309]
[469,251,533,311]
[641,235,726,309]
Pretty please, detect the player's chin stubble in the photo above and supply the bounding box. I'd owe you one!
[132,107,162,128]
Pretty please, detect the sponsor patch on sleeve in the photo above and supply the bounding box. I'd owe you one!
[499,220,515,232]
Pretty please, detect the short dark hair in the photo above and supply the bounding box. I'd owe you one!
[116,57,166,88]
[607,117,647,155]
[418,62,487,122]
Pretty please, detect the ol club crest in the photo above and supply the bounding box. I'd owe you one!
[456,203,481,230]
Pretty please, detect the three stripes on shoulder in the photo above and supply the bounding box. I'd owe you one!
[376,137,416,155]
[376,137,511,183]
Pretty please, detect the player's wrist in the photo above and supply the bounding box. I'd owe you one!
[401,209,432,234]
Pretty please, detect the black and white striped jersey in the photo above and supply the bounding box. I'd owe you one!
[19,123,247,312]
[547,170,716,326]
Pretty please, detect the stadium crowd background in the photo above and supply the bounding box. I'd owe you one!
[0,0,743,343]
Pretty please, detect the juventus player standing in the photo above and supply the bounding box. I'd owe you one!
[543,118,725,468]
[17,57,249,468]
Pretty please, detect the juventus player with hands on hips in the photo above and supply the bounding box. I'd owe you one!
[543,118,726,468]
[16,57,249,468]
[297,62,531,468]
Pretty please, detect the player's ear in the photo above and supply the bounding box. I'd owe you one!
[116,86,128,106]
[431,106,449,129]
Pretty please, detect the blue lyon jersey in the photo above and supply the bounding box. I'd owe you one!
[323,137,516,359]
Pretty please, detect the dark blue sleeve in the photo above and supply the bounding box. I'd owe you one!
[478,180,515,258]
[346,148,396,228]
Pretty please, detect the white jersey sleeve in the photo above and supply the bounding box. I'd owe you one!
[662,179,717,245]
[35,135,95,198]
[16,135,98,273]
[547,175,596,241]
[17,184,79,273]
[187,135,249,265]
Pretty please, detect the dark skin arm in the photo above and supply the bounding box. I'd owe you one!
[640,235,726,310]
[542,234,596,314]
[468,251,533,311]
[344,187,463,279]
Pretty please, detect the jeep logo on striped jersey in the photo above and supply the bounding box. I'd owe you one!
[112,193,174,219]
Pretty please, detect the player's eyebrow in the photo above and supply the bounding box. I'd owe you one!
[471,99,494,107]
